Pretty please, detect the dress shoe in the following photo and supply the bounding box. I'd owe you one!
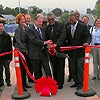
[67,77,72,82]
[25,85,32,88]
[23,88,27,91]
[7,83,11,86]
[28,80,34,83]
[0,83,4,87]
[76,86,83,90]
[70,84,78,88]
[92,77,97,80]
[58,85,63,89]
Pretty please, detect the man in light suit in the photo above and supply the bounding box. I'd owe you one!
[26,15,52,79]
[65,13,91,90]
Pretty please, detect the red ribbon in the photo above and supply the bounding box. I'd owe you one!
[48,43,56,56]
[18,51,37,82]
[60,46,83,51]
[0,51,13,57]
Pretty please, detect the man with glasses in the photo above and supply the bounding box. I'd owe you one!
[45,13,66,89]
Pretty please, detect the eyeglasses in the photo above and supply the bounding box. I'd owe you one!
[48,18,54,21]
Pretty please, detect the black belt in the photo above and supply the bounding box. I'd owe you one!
[94,43,100,45]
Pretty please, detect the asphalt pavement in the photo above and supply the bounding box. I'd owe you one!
[0,57,100,100]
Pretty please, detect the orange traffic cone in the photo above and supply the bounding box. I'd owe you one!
[14,49,23,95]
[12,49,31,99]
[75,46,96,97]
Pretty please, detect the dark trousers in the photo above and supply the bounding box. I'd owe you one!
[0,59,10,84]
[70,56,84,86]
[68,58,72,79]
[50,55,65,86]
[25,55,33,82]
[19,53,28,89]
[31,54,52,79]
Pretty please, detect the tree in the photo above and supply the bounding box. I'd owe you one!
[0,4,4,14]
[95,4,100,16]
[15,7,27,15]
[86,8,92,14]
[28,6,43,18]
[4,7,13,14]
[52,8,62,17]
[59,12,69,23]
[94,0,100,16]
[96,0,100,5]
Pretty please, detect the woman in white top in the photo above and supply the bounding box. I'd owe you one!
[91,17,100,80]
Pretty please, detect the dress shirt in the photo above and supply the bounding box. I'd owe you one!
[34,24,43,39]
[91,26,100,45]
[71,21,78,38]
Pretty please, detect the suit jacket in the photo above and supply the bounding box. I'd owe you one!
[66,21,92,58]
[0,31,12,60]
[87,24,92,30]
[15,26,28,53]
[45,21,66,47]
[26,24,47,60]
[45,21,67,57]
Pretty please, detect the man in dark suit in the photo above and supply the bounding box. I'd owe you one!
[65,13,91,90]
[45,13,66,89]
[25,14,31,27]
[25,14,34,83]
[26,15,52,79]
[65,10,84,82]
[0,16,12,87]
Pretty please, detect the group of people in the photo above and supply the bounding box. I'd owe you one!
[0,10,100,92]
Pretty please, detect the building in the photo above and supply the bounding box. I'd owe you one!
[1,14,16,24]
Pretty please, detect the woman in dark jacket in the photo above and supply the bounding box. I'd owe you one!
[15,13,31,91]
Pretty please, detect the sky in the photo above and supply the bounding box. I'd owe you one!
[0,0,98,13]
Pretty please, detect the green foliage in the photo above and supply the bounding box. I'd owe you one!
[59,12,69,23]
[86,0,100,16]
[0,4,28,16]
[95,4,100,16]
[86,8,92,14]
[52,8,62,17]
[93,0,100,16]
[0,4,4,14]
[28,6,43,18]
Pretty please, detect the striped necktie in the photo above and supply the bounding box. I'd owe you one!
[37,28,43,39]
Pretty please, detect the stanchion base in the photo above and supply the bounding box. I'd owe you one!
[12,91,31,99]
[75,89,96,97]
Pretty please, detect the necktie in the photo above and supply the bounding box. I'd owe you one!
[51,27,53,35]
[71,25,75,38]
[37,28,43,39]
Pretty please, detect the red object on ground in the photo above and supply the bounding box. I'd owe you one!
[34,76,58,96]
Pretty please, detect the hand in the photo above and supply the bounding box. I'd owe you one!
[8,60,11,63]
[83,43,89,47]
[25,50,28,55]
[50,43,57,48]
[44,40,53,45]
